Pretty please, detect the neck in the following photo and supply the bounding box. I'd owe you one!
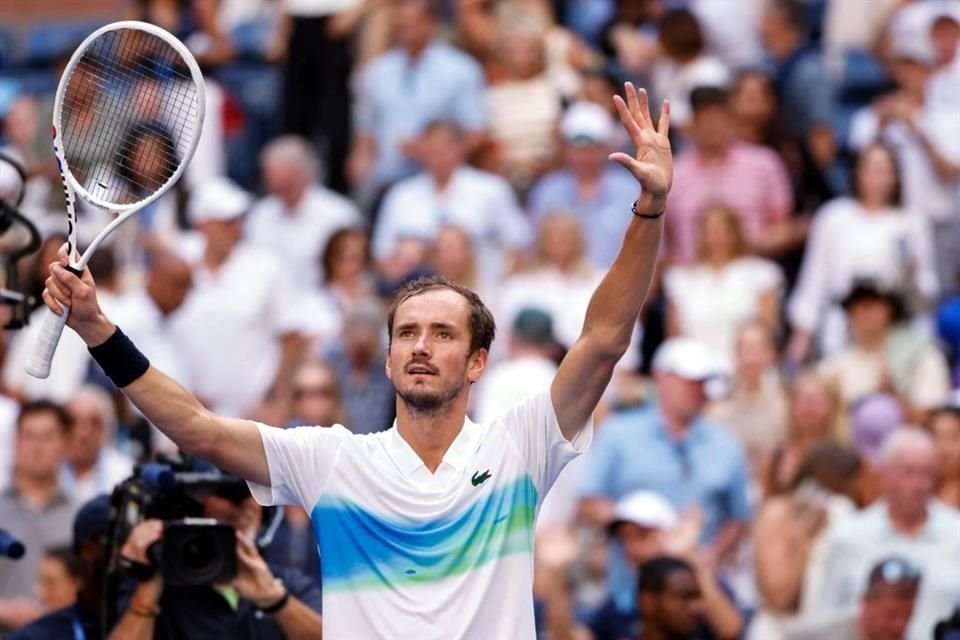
[280,186,307,211]
[788,428,821,450]
[856,332,887,351]
[16,474,60,508]
[740,373,764,393]
[575,168,602,187]
[432,168,456,190]
[405,41,429,60]
[887,501,928,536]
[203,246,231,270]
[771,32,802,59]
[737,121,764,144]
[859,198,888,212]
[705,253,732,269]
[698,145,728,162]
[395,394,469,472]
[71,456,97,477]
[661,408,693,438]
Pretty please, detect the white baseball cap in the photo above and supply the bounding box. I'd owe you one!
[188,177,252,224]
[609,491,678,532]
[560,101,614,146]
[891,34,936,65]
[652,337,726,381]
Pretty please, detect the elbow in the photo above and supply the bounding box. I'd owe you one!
[179,409,222,460]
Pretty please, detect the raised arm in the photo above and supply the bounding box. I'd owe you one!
[551,83,672,440]
[42,247,270,486]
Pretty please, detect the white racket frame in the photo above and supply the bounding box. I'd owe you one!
[26,20,205,379]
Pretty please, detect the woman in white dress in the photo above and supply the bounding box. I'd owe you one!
[786,142,938,362]
[664,202,784,368]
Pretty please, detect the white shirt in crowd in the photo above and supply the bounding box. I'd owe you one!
[169,244,308,417]
[246,185,362,288]
[473,356,558,424]
[373,166,533,283]
[811,499,960,640]
[282,0,361,17]
[788,197,938,353]
[850,105,960,223]
[664,256,783,367]
[0,395,20,490]
[495,266,641,370]
[60,448,134,505]
[247,386,591,639]
[486,76,562,175]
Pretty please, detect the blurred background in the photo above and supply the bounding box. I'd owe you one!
[0,0,958,639]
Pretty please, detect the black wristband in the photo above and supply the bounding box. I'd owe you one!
[632,199,665,219]
[258,589,290,615]
[88,327,150,388]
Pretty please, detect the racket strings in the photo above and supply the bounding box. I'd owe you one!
[59,28,200,207]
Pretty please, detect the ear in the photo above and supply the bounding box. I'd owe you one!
[384,346,394,383]
[467,348,488,384]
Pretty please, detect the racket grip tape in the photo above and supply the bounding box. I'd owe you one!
[25,306,71,379]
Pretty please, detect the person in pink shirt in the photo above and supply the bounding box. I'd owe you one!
[666,86,796,265]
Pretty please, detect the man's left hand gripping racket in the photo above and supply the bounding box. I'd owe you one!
[26,21,204,379]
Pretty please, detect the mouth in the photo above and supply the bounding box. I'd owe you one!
[406,364,437,376]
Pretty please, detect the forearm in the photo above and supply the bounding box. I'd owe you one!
[271,597,323,640]
[581,211,663,356]
[697,568,744,640]
[108,581,161,640]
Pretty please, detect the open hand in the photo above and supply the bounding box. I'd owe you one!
[608,83,673,215]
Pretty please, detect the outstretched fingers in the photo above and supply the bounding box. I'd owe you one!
[624,82,654,130]
[613,94,644,145]
[657,99,671,137]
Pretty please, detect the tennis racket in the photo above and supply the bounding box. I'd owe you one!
[26,21,204,379]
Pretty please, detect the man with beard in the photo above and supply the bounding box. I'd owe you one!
[39,82,672,640]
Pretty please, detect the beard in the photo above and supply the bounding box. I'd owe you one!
[396,377,467,415]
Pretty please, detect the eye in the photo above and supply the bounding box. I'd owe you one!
[398,329,414,339]
[437,331,452,340]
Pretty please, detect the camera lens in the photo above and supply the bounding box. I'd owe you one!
[178,533,215,571]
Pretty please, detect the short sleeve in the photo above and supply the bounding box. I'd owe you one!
[247,423,350,510]
[496,386,592,502]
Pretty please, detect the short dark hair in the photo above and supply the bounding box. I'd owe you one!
[658,9,705,59]
[44,546,81,579]
[851,142,903,208]
[690,86,730,115]
[638,556,695,596]
[386,275,496,354]
[17,399,71,435]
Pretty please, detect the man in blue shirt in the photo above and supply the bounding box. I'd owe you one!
[577,337,751,611]
[347,0,488,197]
[528,101,640,268]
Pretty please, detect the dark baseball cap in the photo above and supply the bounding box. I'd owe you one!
[512,308,555,346]
[72,494,113,552]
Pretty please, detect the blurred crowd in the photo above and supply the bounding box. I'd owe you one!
[0,0,959,639]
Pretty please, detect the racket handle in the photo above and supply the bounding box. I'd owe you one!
[25,306,71,379]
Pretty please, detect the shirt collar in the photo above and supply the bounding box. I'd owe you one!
[386,416,481,477]
[652,405,706,444]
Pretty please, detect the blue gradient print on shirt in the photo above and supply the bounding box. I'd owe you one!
[313,474,538,592]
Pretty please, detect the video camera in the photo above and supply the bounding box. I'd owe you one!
[0,151,42,329]
[109,453,252,587]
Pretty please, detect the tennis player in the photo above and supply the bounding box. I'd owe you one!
[41,83,672,639]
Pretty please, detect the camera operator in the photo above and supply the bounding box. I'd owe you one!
[111,487,323,640]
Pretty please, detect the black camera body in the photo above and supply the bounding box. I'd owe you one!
[110,454,247,587]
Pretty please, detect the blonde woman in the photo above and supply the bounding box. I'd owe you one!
[664,203,784,367]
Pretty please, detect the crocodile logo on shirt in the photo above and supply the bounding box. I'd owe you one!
[471,469,492,487]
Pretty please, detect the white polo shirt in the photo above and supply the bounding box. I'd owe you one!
[248,386,590,639]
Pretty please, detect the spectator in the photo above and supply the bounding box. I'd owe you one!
[274,0,362,194]
[787,143,938,362]
[751,442,863,640]
[289,359,346,428]
[372,119,531,283]
[706,321,789,476]
[762,370,846,498]
[0,391,19,490]
[728,69,833,217]
[348,0,488,196]
[688,0,765,69]
[0,401,79,632]
[590,492,744,640]
[321,297,395,435]
[473,308,559,423]
[34,547,80,614]
[811,429,960,640]
[665,86,794,264]
[851,393,906,467]
[246,136,362,290]
[528,102,639,268]
[6,495,113,640]
[663,203,784,366]
[428,225,493,304]
[817,280,951,422]
[650,8,730,131]
[495,213,640,370]
[928,8,960,110]
[785,556,922,640]
[636,555,743,640]
[484,19,564,191]
[170,178,309,419]
[927,401,960,509]
[759,0,837,170]
[61,385,134,504]
[577,338,750,609]
[849,35,960,297]
[320,226,376,314]
[597,0,662,79]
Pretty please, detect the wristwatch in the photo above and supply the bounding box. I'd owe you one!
[256,578,290,615]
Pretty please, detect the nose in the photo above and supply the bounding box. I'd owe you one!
[413,333,431,356]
